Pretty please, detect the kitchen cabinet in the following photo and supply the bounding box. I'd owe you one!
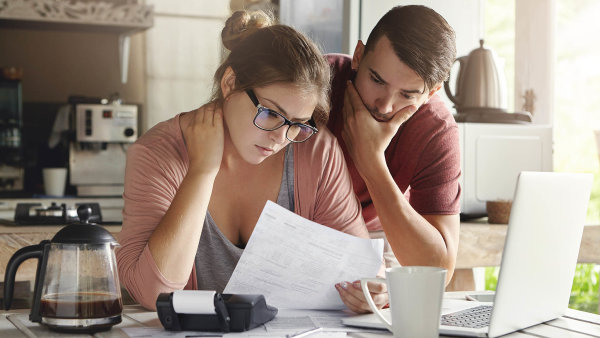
[0,0,154,83]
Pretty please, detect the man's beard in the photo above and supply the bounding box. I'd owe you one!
[367,105,393,122]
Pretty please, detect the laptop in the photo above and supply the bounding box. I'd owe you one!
[342,171,593,337]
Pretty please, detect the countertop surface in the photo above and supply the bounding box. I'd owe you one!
[2,293,600,337]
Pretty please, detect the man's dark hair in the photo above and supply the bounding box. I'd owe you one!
[364,5,456,91]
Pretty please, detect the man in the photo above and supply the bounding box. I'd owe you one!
[331,5,461,312]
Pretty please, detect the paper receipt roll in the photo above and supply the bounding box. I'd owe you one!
[172,290,216,314]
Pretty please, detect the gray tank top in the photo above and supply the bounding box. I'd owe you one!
[194,146,294,292]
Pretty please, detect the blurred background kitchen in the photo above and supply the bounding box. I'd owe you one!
[1,0,599,312]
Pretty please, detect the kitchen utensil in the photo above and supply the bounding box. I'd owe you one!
[3,205,122,333]
[444,39,507,113]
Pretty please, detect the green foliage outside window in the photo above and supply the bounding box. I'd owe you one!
[569,264,600,313]
[484,264,599,314]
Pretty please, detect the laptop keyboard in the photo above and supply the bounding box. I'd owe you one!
[441,305,493,329]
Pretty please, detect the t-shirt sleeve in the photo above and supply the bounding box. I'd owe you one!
[116,143,188,310]
[408,124,461,215]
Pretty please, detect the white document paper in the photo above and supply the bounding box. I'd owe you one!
[224,201,384,310]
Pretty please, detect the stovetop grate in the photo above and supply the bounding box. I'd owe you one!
[14,202,102,225]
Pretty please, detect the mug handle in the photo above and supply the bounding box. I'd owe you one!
[360,277,392,332]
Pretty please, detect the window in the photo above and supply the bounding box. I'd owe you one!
[483,0,515,113]
[483,0,600,314]
[555,0,600,224]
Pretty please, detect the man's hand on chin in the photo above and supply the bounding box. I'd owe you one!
[341,81,416,177]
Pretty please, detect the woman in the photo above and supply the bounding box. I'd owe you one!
[117,10,387,312]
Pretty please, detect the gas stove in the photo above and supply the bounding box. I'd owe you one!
[14,202,102,225]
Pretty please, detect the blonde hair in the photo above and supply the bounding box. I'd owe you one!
[212,10,331,126]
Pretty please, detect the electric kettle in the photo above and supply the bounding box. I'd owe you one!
[444,39,507,113]
[3,205,122,333]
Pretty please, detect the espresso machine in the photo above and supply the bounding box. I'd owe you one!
[0,70,24,193]
[69,100,138,196]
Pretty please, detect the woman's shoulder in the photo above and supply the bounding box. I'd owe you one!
[136,114,184,148]
[293,126,345,175]
[123,113,190,178]
[294,126,339,158]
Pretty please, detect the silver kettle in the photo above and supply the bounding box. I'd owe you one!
[444,39,507,113]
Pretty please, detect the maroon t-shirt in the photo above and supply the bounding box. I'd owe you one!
[326,54,461,231]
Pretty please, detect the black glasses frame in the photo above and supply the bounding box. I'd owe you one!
[246,89,318,143]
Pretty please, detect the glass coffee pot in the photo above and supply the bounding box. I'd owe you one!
[3,205,122,333]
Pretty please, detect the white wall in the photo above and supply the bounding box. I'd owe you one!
[143,0,230,132]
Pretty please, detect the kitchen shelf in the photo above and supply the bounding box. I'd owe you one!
[0,0,154,83]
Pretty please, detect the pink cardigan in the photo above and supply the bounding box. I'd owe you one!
[116,114,369,310]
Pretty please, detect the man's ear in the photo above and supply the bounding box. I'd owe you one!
[220,66,236,97]
[428,83,443,99]
[351,40,366,70]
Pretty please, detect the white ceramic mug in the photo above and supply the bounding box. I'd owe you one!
[361,266,446,338]
[43,168,67,196]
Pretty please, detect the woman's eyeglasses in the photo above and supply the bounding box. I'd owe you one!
[246,89,318,143]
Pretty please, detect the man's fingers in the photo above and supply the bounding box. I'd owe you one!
[346,81,364,108]
[343,88,354,120]
[390,104,417,127]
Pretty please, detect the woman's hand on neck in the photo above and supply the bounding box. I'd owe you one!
[183,102,224,178]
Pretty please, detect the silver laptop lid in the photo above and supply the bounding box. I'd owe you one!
[489,171,593,337]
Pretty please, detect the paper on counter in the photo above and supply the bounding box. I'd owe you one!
[224,201,384,310]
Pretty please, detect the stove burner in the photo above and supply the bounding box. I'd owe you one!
[14,202,102,225]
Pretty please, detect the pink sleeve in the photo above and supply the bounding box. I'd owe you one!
[116,142,189,310]
[294,128,369,239]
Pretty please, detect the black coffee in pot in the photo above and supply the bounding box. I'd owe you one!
[40,292,122,319]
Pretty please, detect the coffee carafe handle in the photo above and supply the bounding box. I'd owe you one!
[444,55,468,106]
[3,241,49,310]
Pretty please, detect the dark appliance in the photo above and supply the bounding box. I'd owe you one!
[0,68,24,192]
[13,202,102,225]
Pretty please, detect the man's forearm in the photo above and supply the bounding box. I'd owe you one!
[361,162,459,283]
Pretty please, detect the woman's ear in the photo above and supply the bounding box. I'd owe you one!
[221,66,236,97]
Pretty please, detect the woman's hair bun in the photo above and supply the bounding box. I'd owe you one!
[222,10,274,51]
